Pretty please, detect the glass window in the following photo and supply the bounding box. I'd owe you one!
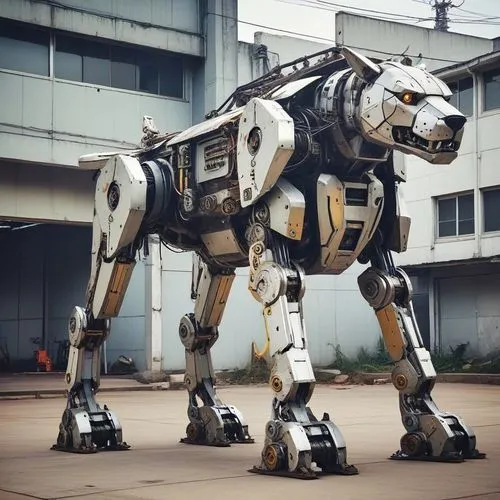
[110,47,136,91]
[483,188,500,232]
[484,68,500,112]
[0,19,49,76]
[159,57,184,98]
[438,198,456,237]
[458,193,474,235]
[139,64,159,94]
[437,193,474,238]
[55,36,83,81]
[447,77,473,116]
[54,33,184,98]
[82,40,110,86]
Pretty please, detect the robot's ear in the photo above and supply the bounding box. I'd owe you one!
[341,47,381,82]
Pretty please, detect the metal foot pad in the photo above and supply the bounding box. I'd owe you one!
[248,466,319,480]
[180,438,231,447]
[248,463,359,479]
[50,442,130,454]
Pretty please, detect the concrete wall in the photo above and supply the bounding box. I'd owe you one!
[159,249,379,371]
[0,161,94,224]
[0,0,204,56]
[0,70,193,168]
[335,12,493,71]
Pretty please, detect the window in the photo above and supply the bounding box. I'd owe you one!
[55,34,183,98]
[484,67,500,112]
[483,188,500,232]
[0,19,49,76]
[448,77,473,116]
[437,193,474,238]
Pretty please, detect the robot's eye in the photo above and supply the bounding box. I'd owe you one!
[400,92,418,105]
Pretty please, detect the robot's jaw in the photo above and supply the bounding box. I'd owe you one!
[390,95,466,164]
[391,120,464,165]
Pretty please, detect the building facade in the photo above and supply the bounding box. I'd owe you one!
[0,0,239,372]
[1,4,498,375]
[399,50,500,356]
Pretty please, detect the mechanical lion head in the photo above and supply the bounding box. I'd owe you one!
[340,47,466,165]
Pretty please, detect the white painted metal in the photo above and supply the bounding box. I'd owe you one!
[237,98,295,207]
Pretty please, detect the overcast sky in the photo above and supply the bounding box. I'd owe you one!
[238,0,500,44]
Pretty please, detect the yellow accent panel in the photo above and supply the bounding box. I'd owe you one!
[102,262,133,317]
[208,275,234,325]
[376,304,405,361]
[253,307,271,359]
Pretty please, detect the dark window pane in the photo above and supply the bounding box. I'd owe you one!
[139,64,158,94]
[438,198,456,223]
[447,82,458,109]
[55,35,84,81]
[82,40,110,86]
[484,189,500,232]
[484,68,500,111]
[439,221,456,237]
[159,58,183,98]
[458,193,474,221]
[110,47,136,91]
[458,219,474,235]
[54,50,82,81]
[0,20,49,76]
[458,77,473,117]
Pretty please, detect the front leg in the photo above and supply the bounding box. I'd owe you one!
[248,239,358,479]
[358,257,485,462]
[178,254,253,447]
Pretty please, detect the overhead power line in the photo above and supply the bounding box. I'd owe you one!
[210,11,464,63]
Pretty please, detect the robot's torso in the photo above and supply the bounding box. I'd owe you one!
[83,47,464,279]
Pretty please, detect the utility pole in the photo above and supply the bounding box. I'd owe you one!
[432,0,452,31]
[429,0,464,32]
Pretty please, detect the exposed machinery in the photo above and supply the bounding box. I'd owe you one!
[52,46,485,478]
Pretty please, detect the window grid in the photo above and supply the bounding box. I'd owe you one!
[0,19,184,100]
[437,193,475,238]
[447,77,473,117]
[483,187,500,233]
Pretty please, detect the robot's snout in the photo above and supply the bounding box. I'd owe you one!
[444,115,466,133]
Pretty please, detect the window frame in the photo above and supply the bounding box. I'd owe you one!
[0,19,185,101]
[446,76,473,117]
[483,66,500,113]
[436,192,475,240]
[482,186,500,234]
[0,18,51,77]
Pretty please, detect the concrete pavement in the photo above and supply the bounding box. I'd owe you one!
[0,383,499,500]
[0,373,150,398]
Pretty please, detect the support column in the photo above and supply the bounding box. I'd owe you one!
[145,234,163,372]
[203,0,238,115]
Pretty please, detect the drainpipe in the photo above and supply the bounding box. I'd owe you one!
[467,67,481,258]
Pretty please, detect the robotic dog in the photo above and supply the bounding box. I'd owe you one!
[52,46,484,478]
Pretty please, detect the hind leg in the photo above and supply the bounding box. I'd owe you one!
[178,253,253,446]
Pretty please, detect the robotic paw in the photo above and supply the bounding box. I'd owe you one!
[250,421,358,480]
[180,405,254,447]
[51,408,130,454]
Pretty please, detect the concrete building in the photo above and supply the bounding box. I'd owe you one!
[0,0,240,373]
[399,50,500,357]
[1,4,498,376]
